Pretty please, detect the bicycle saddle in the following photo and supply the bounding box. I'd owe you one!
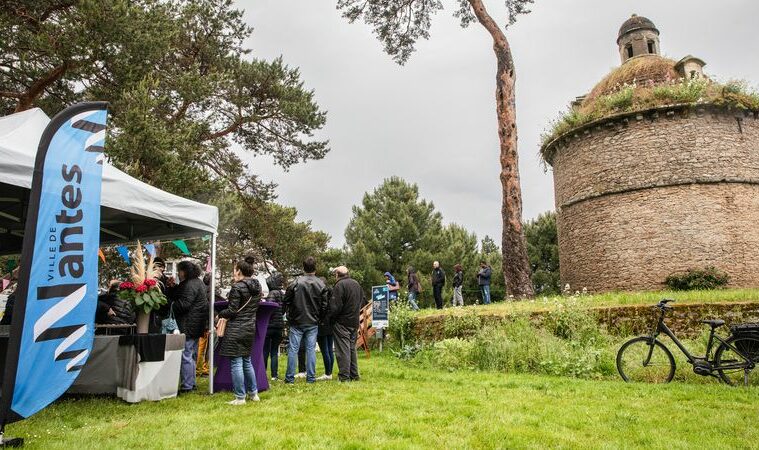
[701,319,725,328]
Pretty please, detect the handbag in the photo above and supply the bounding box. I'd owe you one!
[215,294,254,338]
[161,304,179,334]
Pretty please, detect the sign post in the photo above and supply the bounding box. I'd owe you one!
[371,285,389,351]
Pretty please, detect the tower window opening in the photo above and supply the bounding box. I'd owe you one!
[690,70,697,79]
[647,40,655,54]
[626,44,633,58]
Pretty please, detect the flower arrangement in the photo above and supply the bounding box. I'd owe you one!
[117,241,167,314]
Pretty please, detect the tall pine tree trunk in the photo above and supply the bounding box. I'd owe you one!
[469,0,534,297]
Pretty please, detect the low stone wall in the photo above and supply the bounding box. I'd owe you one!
[412,302,759,342]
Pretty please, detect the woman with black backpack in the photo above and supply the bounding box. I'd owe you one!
[218,256,262,405]
[262,272,285,381]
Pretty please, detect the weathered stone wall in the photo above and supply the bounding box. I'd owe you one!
[549,106,759,292]
[412,302,759,342]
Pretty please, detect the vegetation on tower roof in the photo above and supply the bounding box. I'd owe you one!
[540,73,759,164]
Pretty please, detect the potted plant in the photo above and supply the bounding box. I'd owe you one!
[117,242,167,333]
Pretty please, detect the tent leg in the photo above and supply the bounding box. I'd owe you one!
[208,233,216,395]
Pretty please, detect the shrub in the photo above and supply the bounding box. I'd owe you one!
[413,314,615,379]
[664,266,730,291]
[387,303,416,347]
[442,312,482,339]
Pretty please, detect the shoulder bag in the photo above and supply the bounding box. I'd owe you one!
[216,294,254,338]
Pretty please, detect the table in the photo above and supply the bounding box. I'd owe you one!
[0,329,184,402]
[213,301,279,393]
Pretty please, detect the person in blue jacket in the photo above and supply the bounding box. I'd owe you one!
[477,261,492,305]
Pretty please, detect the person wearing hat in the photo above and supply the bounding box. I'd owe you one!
[384,272,400,305]
[327,266,365,382]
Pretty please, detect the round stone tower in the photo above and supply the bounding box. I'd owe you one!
[543,16,759,292]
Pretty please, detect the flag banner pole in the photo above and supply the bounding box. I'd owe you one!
[0,102,109,438]
[208,233,217,394]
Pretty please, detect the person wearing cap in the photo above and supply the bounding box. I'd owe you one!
[384,272,400,305]
[452,264,464,307]
[327,266,365,382]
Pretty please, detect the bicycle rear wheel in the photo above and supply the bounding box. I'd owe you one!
[617,337,675,383]
[714,335,759,386]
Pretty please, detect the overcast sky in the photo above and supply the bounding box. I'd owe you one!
[235,0,759,247]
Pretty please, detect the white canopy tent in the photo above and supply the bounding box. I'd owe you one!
[0,107,220,393]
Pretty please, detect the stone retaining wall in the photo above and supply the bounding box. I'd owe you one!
[412,302,759,342]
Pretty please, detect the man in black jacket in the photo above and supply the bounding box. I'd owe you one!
[283,257,328,383]
[431,261,446,310]
[328,266,365,382]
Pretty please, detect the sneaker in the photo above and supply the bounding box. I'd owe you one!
[248,392,260,402]
[295,372,306,379]
[227,398,246,406]
[271,376,279,382]
[316,374,333,381]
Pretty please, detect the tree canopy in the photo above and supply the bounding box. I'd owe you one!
[344,176,444,283]
[1,0,332,274]
[1,0,328,204]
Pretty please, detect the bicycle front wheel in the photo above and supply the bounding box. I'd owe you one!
[617,337,675,383]
[714,335,759,386]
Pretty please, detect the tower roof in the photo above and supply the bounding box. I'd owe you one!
[617,14,659,43]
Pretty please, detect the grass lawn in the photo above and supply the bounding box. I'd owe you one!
[415,288,759,318]
[8,354,758,449]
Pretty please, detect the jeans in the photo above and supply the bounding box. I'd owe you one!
[481,284,491,304]
[407,292,419,311]
[286,325,318,383]
[263,328,283,378]
[452,285,463,306]
[230,356,257,400]
[333,323,359,382]
[433,284,444,309]
[318,334,335,376]
[181,337,198,390]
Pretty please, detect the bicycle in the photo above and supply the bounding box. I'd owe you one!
[616,299,759,386]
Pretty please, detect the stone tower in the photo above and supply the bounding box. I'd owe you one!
[542,16,759,292]
[617,14,660,63]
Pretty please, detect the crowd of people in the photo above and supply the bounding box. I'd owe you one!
[129,255,367,405]
[385,260,493,310]
[0,253,368,406]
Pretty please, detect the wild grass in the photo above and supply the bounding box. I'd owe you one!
[541,74,759,161]
[414,288,759,319]
[7,353,759,449]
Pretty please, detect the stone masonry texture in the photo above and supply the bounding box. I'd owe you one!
[549,107,759,292]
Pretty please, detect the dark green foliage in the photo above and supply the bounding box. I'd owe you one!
[337,0,534,65]
[1,0,332,277]
[665,267,730,291]
[344,177,445,288]
[524,212,560,295]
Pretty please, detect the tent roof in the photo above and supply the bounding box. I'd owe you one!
[0,108,218,253]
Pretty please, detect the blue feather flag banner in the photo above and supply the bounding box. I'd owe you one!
[144,243,156,258]
[0,102,108,426]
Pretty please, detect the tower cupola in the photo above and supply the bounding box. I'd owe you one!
[617,14,660,63]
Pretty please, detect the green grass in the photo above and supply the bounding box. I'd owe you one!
[415,288,759,318]
[8,354,759,449]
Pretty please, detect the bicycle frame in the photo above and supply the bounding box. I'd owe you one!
[644,308,755,372]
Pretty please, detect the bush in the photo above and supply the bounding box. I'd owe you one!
[664,266,730,291]
[412,312,616,379]
[442,312,482,339]
[387,303,416,348]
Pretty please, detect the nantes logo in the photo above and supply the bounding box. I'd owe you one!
[34,112,106,372]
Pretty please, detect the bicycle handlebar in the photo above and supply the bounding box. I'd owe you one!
[655,298,675,310]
